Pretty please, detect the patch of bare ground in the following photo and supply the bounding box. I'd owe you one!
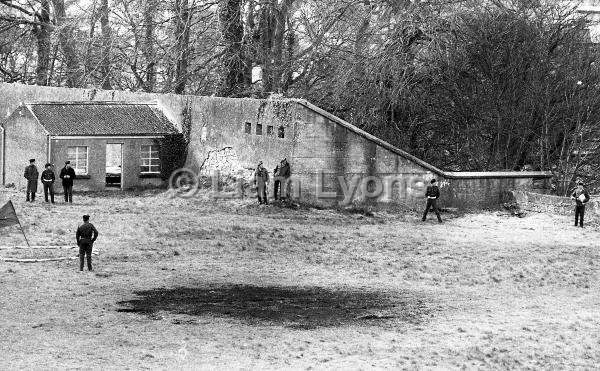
[0,190,599,369]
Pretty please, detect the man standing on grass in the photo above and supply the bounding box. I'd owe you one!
[59,161,76,203]
[422,178,442,223]
[76,215,99,271]
[254,161,269,205]
[41,163,56,204]
[278,158,291,201]
[24,159,39,202]
[571,182,590,228]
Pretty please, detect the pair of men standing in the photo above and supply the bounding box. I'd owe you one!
[254,159,292,205]
[23,159,76,203]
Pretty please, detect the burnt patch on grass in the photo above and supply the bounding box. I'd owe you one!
[116,284,432,329]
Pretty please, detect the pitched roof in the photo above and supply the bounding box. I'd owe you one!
[26,102,177,136]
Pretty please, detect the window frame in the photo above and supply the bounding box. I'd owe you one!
[140,144,161,174]
[256,123,263,135]
[244,122,252,134]
[67,146,89,176]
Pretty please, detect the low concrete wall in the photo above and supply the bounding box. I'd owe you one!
[508,190,600,221]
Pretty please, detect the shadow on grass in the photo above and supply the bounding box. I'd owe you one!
[117,284,432,329]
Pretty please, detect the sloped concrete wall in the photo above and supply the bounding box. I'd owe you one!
[509,190,599,221]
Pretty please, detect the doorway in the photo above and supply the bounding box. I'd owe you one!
[106,143,123,189]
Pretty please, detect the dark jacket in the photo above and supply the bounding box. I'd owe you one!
[76,222,99,244]
[274,165,280,177]
[425,185,440,199]
[24,164,39,181]
[254,167,269,187]
[572,188,590,206]
[41,169,56,184]
[279,162,291,178]
[59,167,76,187]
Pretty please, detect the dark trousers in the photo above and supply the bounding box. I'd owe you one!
[79,241,93,271]
[274,180,281,200]
[43,183,55,203]
[257,183,268,204]
[575,205,585,227]
[422,198,442,222]
[26,180,37,201]
[63,185,73,203]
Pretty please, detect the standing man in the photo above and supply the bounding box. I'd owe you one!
[273,162,281,201]
[41,163,56,204]
[571,181,590,228]
[24,159,39,202]
[422,178,442,223]
[254,161,269,205]
[279,158,291,201]
[59,161,76,203]
[76,215,99,271]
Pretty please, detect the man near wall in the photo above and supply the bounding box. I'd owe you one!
[571,182,590,228]
[279,158,291,201]
[254,161,269,205]
[24,159,39,202]
[41,163,56,203]
[59,161,76,203]
[422,178,443,223]
[273,162,281,200]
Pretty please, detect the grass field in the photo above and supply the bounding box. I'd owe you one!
[0,190,599,370]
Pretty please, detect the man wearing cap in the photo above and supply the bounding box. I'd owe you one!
[254,161,269,205]
[41,163,56,203]
[278,158,291,201]
[422,178,443,223]
[59,161,76,203]
[571,182,590,228]
[23,159,39,202]
[76,215,99,271]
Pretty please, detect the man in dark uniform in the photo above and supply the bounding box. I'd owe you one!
[254,161,269,205]
[41,163,56,203]
[59,161,76,203]
[571,182,590,228]
[76,215,99,271]
[273,163,281,200]
[422,178,442,223]
[24,159,39,202]
[278,158,291,200]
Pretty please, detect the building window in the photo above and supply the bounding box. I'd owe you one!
[278,126,285,138]
[267,125,274,135]
[141,145,160,173]
[256,124,263,135]
[245,122,252,134]
[67,146,88,175]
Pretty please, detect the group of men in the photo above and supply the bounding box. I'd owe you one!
[254,158,291,205]
[23,159,76,203]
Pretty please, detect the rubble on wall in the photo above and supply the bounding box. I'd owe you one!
[199,147,253,181]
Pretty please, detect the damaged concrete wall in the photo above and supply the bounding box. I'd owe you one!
[508,190,599,222]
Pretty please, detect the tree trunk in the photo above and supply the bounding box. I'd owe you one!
[218,0,248,96]
[99,0,112,89]
[52,0,84,87]
[33,0,51,86]
[144,0,158,92]
[174,0,190,94]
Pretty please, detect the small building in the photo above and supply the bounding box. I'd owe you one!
[1,101,179,191]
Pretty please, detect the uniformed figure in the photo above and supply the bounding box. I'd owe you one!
[24,159,39,202]
[254,161,270,205]
[278,158,291,200]
[59,161,76,203]
[41,163,56,203]
[422,179,442,223]
[76,215,99,271]
[571,182,590,228]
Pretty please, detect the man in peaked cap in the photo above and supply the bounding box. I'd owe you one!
[59,161,76,203]
[422,178,442,223]
[24,159,39,202]
[571,181,590,228]
[254,161,269,205]
[76,214,99,271]
[41,163,56,203]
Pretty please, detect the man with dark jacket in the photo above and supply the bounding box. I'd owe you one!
[24,159,39,202]
[41,163,56,203]
[278,158,291,200]
[76,214,99,271]
[422,178,442,223]
[273,163,281,200]
[571,182,590,228]
[59,161,76,203]
[254,161,269,205]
